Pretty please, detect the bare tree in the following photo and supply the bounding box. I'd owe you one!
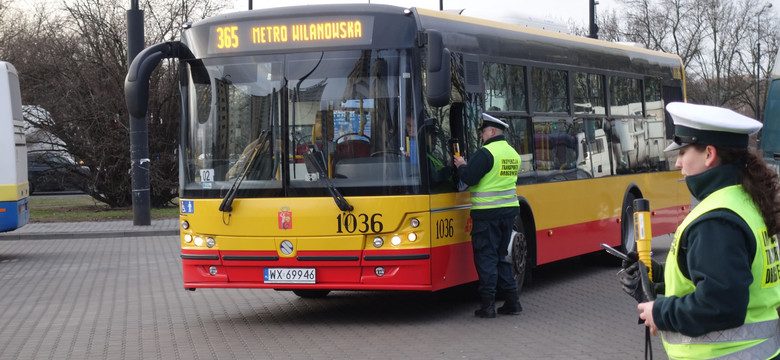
[617,0,778,116]
[568,8,623,41]
[595,9,624,42]
[575,0,778,118]
[1,0,224,207]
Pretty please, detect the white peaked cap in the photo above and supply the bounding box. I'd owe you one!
[664,102,762,151]
[480,113,509,130]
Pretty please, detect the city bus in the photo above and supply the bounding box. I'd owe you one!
[126,4,690,297]
[0,61,29,232]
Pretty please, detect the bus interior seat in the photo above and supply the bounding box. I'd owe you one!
[535,132,577,170]
[333,139,370,165]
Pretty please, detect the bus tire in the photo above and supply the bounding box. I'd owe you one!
[510,216,530,292]
[292,289,331,298]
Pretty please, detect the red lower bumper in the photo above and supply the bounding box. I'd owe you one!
[182,248,437,291]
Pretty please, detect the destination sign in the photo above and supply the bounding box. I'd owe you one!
[209,16,374,53]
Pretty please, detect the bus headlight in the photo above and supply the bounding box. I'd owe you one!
[391,235,401,246]
[194,236,204,246]
[407,232,417,242]
[181,220,189,230]
[410,218,420,228]
[209,266,218,276]
[184,234,193,243]
[373,237,384,248]
[206,237,216,248]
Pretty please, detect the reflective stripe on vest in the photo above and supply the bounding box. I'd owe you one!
[714,333,779,360]
[661,319,779,345]
[469,140,520,210]
[472,196,519,207]
[662,328,780,360]
[662,185,780,360]
[470,189,518,198]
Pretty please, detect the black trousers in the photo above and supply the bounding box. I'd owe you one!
[470,215,516,299]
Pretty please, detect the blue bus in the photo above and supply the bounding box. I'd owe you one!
[763,54,780,176]
[0,61,30,232]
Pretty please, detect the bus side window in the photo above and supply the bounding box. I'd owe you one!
[504,117,534,182]
[533,118,579,182]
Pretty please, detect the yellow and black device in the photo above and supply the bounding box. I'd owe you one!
[633,199,653,281]
[448,138,460,157]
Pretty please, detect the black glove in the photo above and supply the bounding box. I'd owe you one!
[621,251,639,269]
[622,251,664,283]
[618,260,656,303]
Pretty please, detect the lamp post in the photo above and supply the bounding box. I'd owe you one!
[127,0,150,225]
[588,0,599,39]
[757,3,773,121]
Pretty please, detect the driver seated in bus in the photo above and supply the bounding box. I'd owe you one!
[423,122,455,189]
[226,130,274,181]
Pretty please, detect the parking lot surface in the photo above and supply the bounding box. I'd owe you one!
[0,225,670,359]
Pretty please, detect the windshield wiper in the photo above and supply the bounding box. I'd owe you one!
[287,53,351,211]
[219,130,270,212]
[293,132,353,212]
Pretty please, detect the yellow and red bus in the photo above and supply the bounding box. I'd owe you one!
[126,4,690,297]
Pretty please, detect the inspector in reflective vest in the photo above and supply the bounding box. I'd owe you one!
[662,185,780,360]
[468,141,520,210]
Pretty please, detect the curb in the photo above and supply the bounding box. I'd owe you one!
[0,229,180,241]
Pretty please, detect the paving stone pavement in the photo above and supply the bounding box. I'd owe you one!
[0,225,672,359]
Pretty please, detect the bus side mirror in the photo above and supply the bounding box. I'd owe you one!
[425,30,451,107]
[417,117,436,137]
[423,117,436,129]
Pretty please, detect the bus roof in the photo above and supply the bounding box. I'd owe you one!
[182,4,683,81]
[449,8,570,34]
[413,7,683,70]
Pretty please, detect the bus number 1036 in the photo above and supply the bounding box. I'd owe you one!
[436,218,454,239]
[336,213,383,234]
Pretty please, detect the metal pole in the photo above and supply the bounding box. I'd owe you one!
[588,0,599,39]
[127,0,151,225]
[248,0,252,10]
[440,0,443,10]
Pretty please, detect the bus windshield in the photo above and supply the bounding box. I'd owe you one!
[182,49,419,198]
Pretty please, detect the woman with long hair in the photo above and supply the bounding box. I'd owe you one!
[623,102,780,360]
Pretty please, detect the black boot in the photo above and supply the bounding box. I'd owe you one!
[474,297,496,318]
[497,291,522,315]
